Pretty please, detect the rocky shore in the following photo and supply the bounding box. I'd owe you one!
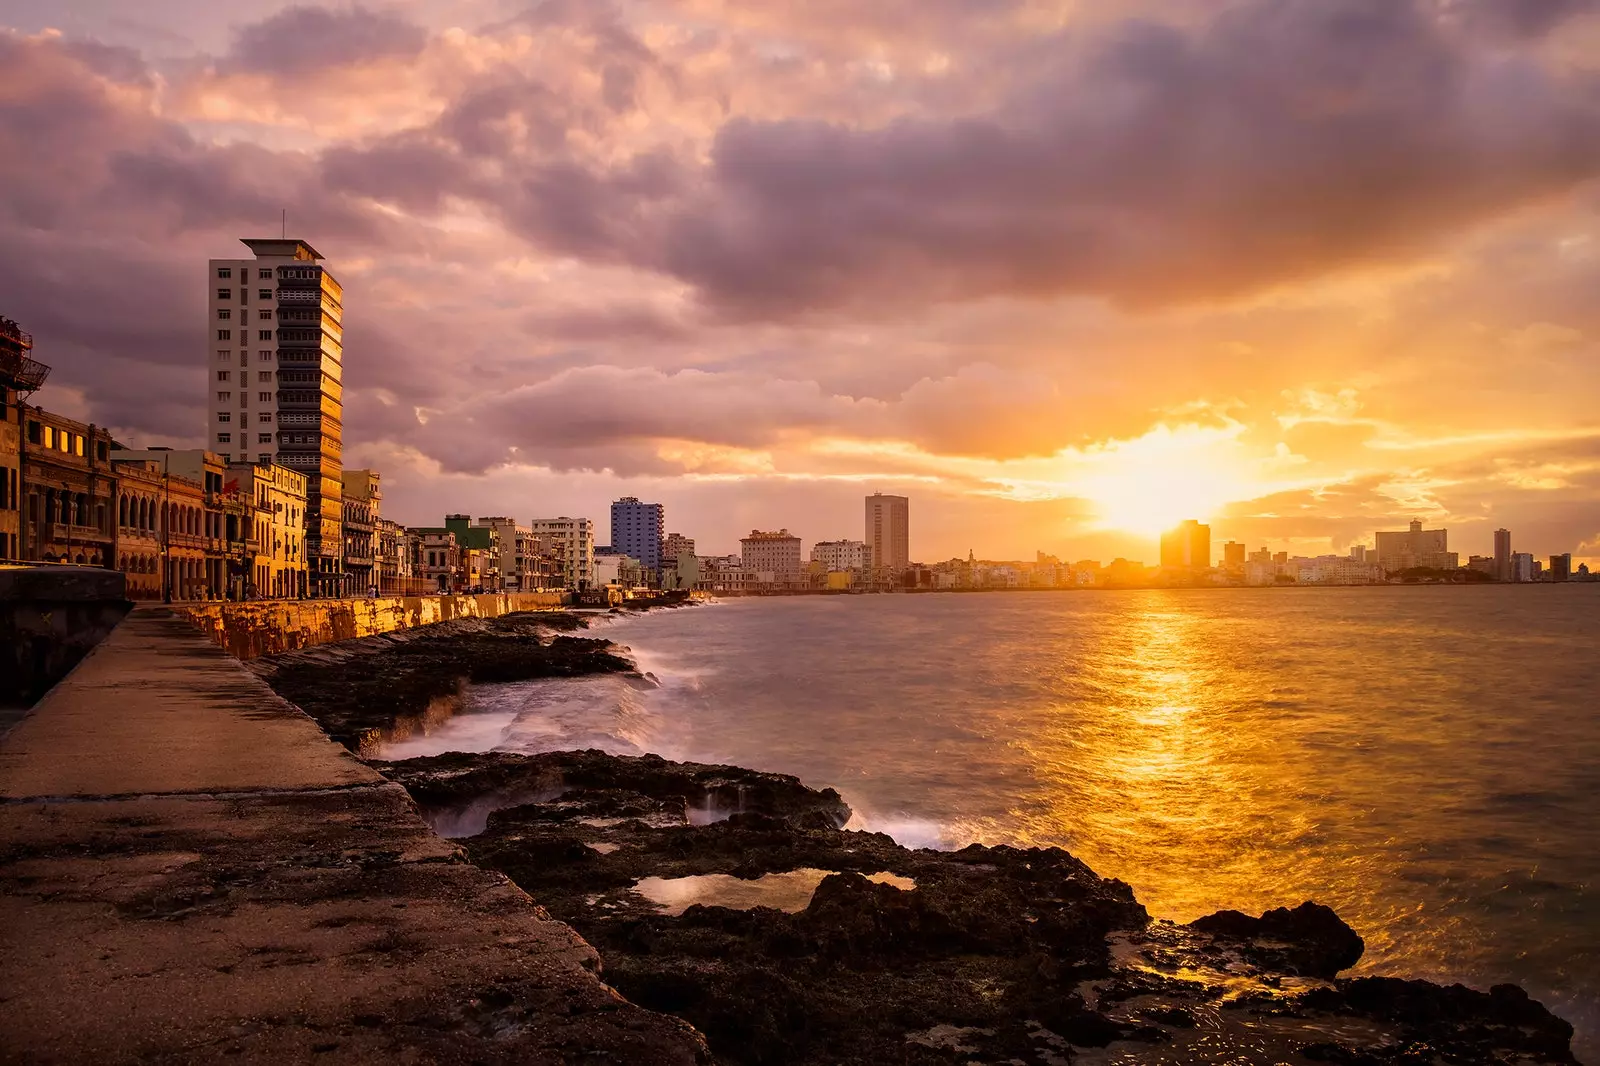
[259,613,1581,1066]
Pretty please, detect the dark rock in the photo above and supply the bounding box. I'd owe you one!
[1190,900,1365,977]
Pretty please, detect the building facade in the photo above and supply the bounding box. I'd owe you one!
[341,469,380,595]
[116,449,228,599]
[414,530,459,592]
[228,461,308,599]
[528,517,595,588]
[1374,520,1456,572]
[113,460,165,598]
[1160,520,1211,570]
[1,315,51,562]
[1550,553,1572,582]
[19,407,118,567]
[375,518,415,594]
[810,539,870,572]
[1494,528,1512,582]
[209,238,345,595]
[610,497,664,572]
[741,529,803,580]
[865,493,909,573]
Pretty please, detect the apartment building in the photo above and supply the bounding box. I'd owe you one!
[528,516,595,588]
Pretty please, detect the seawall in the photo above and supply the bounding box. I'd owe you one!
[0,607,708,1064]
[175,591,570,659]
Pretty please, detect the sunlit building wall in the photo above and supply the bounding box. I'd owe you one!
[865,493,909,572]
[1159,519,1211,570]
[1374,520,1455,572]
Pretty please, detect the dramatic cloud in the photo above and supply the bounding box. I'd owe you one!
[2,0,1599,560]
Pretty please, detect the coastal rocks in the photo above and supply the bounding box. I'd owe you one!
[1190,900,1366,978]
[251,611,634,753]
[367,747,1579,1066]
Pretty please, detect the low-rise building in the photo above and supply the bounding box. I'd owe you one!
[19,407,118,568]
[528,517,595,588]
[116,449,228,599]
[341,469,380,595]
[228,460,308,599]
[741,529,803,586]
[810,539,871,572]
[1,315,51,562]
[375,517,413,594]
[413,529,459,592]
[113,460,165,598]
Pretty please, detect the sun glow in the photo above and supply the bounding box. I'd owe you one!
[1072,424,1263,538]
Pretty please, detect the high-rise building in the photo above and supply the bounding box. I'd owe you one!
[1374,519,1456,573]
[741,529,803,579]
[1512,552,1534,582]
[865,493,909,572]
[1222,540,1246,569]
[610,497,664,571]
[209,238,344,595]
[1550,553,1572,582]
[1494,528,1512,582]
[1159,520,1211,570]
[528,517,595,588]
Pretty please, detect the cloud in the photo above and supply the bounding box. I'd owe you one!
[225,5,427,75]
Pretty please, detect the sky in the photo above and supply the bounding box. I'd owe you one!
[2,0,1599,564]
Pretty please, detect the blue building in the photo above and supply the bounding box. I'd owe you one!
[610,497,664,572]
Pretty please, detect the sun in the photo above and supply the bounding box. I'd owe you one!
[1071,424,1261,539]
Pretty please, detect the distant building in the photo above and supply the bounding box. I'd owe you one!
[1512,552,1535,583]
[1348,544,1368,563]
[865,493,909,572]
[229,460,308,599]
[374,517,411,594]
[1467,555,1496,578]
[741,529,803,582]
[663,532,695,561]
[811,539,871,572]
[1222,541,1246,569]
[528,516,595,588]
[1,314,51,562]
[1494,528,1512,582]
[611,497,664,571]
[1160,520,1211,570]
[1550,553,1572,582]
[1374,519,1456,573]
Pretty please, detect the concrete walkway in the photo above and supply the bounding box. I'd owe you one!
[0,609,708,1064]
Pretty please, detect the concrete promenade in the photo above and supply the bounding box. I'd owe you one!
[0,608,707,1064]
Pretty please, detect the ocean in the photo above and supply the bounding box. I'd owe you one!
[383,586,1600,1053]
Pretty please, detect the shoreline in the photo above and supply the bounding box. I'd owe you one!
[253,606,1583,1065]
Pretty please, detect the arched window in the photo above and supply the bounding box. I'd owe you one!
[119,496,128,528]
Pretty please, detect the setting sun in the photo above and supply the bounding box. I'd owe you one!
[1071,424,1263,538]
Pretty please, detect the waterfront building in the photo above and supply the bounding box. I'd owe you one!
[20,406,118,568]
[341,470,380,595]
[1222,541,1246,569]
[1374,519,1456,573]
[1467,555,1497,578]
[1550,553,1572,582]
[811,539,872,572]
[663,532,695,561]
[374,517,414,594]
[228,461,308,599]
[1511,552,1535,582]
[1348,545,1368,563]
[595,549,644,588]
[1159,519,1211,570]
[113,460,165,598]
[1,314,51,562]
[115,449,229,598]
[741,529,804,584]
[528,517,595,588]
[413,529,459,592]
[865,493,909,573]
[209,238,345,595]
[610,497,664,572]
[1494,528,1512,582]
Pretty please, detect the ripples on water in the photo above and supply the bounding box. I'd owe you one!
[384,587,1600,1054]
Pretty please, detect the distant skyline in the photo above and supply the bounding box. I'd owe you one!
[3,1,1599,564]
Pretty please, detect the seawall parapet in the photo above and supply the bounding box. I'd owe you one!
[175,590,570,659]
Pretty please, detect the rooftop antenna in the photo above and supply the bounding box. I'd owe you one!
[281,208,286,238]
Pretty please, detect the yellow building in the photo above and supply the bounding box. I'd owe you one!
[226,460,307,599]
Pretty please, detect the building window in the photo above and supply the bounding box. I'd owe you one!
[258,392,272,402]
[259,309,272,320]
[74,435,84,456]
[42,426,54,448]
[218,267,232,279]
[259,268,271,279]
[259,433,272,443]
[217,309,231,320]
[217,391,232,401]
[216,288,231,300]
[259,412,272,423]
[259,351,272,362]
[218,330,231,340]
[258,289,272,300]
[97,441,108,461]
[27,420,40,444]
[218,412,231,423]
[259,330,273,341]
[258,371,272,382]
[217,433,231,444]
[217,370,230,381]
[218,350,231,361]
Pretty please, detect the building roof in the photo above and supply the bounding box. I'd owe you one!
[240,238,323,261]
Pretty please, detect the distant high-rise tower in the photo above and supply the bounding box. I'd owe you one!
[865,493,909,572]
[1160,520,1211,570]
[1494,528,1512,582]
[610,497,664,571]
[209,238,344,595]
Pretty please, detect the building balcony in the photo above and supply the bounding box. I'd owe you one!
[37,522,113,544]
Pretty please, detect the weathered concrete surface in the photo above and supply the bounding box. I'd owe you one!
[0,609,710,1065]
[176,591,571,660]
[0,564,130,714]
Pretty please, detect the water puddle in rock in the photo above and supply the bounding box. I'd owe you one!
[633,869,915,915]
